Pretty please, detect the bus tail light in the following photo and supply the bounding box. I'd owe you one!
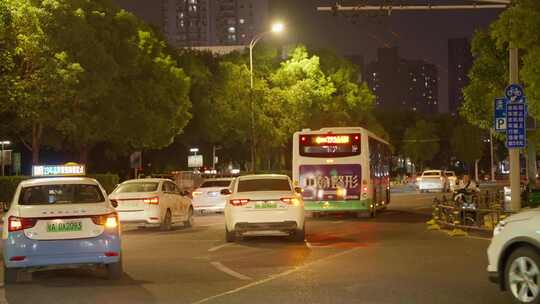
[230,199,250,206]
[8,216,37,232]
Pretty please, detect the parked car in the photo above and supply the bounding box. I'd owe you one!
[445,171,458,191]
[109,178,193,230]
[192,178,234,213]
[417,170,448,193]
[223,174,305,242]
[487,209,540,304]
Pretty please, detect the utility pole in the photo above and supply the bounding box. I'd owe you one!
[509,46,521,210]
[490,129,496,182]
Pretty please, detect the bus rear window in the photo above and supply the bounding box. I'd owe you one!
[299,134,360,157]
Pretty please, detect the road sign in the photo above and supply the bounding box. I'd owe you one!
[506,103,527,148]
[494,97,507,132]
[188,155,203,168]
[505,84,525,103]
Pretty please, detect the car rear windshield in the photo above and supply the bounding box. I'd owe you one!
[19,184,104,205]
[114,183,159,193]
[237,179,291,192]
[445,172,455,177]
[200,180,232,188]
[423,172,441,176]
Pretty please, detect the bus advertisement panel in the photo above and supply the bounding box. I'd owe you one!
[299,164,361,207]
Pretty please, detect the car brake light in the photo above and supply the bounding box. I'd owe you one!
[8,216,37,232]
[92,213,119,228]
[362,186,368,193]
[230,199,250,206]
[281,198,300,206]
[9,256,26,261]
[143,197,159,204]
[192,191,202,197]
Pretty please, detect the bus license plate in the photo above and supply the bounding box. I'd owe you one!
[255,201,277,209]
[47,221,82,232]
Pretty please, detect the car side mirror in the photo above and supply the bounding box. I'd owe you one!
[110,199,118,208]
[294,187,303,194]
[221,189,232,195]
[1,201,9,212]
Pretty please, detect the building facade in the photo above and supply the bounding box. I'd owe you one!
[448,38,473,115]
[365,47,438,114]
[161,0,269,47]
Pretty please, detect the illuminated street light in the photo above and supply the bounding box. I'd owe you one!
[249,21,285,172]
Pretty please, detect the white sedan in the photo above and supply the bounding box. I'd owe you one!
[223,174,305,242]
[109,178,193,230]
[418,170,448,193]
[192,178,234,213]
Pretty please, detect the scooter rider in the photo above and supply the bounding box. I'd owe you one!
[455,174,480,208]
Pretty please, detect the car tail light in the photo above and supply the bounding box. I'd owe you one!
[8,216,37,232]
[281,198,300,206]
[9,256,26,261]
[230,199,249,206]
[92,213,119,228]
[192,191,202,197]
[105,251,119,257]
[362,186,368,193]
[143,197,159,204]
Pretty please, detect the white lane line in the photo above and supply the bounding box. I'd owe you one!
[198,223,225,228]
[193,247,360,304]
[208,243,233,252]
[332,221,344,224]
[412,206,431,210]
[468,235,492,241]
[210,261,252,281]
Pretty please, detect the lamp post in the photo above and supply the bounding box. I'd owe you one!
[248,22,284,172]
[0,140,11,176]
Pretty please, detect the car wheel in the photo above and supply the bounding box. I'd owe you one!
[4,265,18,284]
[505,247,540,304]
[106,259,123,280]
[160,209,172,231]
[184,207,194,228]
[225,226,236,242]
[291,225,305,242]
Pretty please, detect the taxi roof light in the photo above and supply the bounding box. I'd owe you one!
[32,163,86,177]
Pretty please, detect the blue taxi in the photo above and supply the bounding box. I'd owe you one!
[2,164,122,283]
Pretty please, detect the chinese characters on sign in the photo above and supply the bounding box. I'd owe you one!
[506,103,527,148]
[494,97,507,132]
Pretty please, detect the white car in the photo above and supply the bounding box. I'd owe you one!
[487,209,540,303]
[109,178,193,230]
[418,170,448,193]
[3,177,122,283]
[192,178,234,213]
[445,171,458,191]
[223,174,305,242]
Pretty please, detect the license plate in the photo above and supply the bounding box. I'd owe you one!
[47,221,82,232]
[255,201,277,209]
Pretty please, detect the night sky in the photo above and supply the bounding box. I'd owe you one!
[114,0,503,113]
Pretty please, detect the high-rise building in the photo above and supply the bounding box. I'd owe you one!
[365,47,438,114]
[448,38,473,115]
[161,0,269,47]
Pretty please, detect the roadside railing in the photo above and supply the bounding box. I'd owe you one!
[428,190,513,235]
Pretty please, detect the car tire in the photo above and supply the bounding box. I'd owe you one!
[161,209,172,231]
[184,207,194,228]
[505,247,540,304]
[4,265,17,284]
[106,259,123,280]
[291,226,305,242]
[225,226,235,242]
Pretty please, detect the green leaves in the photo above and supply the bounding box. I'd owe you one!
[401,120,440,168]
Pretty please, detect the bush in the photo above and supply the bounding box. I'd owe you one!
[88,174,120,194]
[0,176,31,202]
[0,174,120,203]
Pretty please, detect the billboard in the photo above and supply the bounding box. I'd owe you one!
[299,164,361,201]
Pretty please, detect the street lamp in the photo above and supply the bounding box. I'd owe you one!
[248,21,285,172]
[0,140,11,176]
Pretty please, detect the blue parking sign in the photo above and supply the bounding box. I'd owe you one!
[506,103,527,148]
[494,98,507,132]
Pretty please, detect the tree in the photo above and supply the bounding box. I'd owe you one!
[401,120,440,170]
[450,123,485,173]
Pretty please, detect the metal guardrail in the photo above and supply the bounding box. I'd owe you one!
[428,190,513,234]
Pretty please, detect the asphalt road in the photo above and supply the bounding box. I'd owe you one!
[0,192,512,304]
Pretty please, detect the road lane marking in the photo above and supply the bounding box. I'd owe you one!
[208,243,233,252]
[332,221,344,224]
[193,247,360,304]
[198,223,225,228]
[467,235,491,241]
[210,261,252,281]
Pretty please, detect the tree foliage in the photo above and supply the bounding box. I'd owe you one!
[401,120,440,169]
[450,123,484,169]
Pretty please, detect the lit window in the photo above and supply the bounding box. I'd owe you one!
[239,18,245,24]
[228,26,236,33]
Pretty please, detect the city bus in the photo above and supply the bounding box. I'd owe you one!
[292,127,391,217]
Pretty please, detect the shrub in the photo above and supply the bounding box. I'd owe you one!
[0,176,31,202]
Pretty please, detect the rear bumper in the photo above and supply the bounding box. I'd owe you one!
[235,221,298,232]
[304,199,372,212]
[3,231,121,269]
[117,210,161,224]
